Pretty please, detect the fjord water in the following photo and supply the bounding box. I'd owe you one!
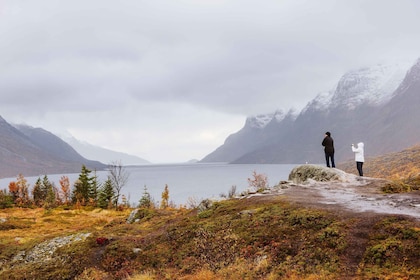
[121,163,297,205]
[0,163,297,206]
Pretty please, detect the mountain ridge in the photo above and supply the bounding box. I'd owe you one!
[201,59,420,164]
[0,117,106,178]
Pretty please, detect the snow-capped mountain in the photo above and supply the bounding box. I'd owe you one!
[302,91,333,112]
[393,58,420,95]
[245,110,286,129]
[331,63,410,109]
[201,58,420,164]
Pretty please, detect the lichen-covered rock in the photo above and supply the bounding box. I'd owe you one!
[12,232,91,264]
[288,164,353,184]
[197,199,214,213]
[127,208,139,224]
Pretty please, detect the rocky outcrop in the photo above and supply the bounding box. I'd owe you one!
[12,233,91,264]
[127,208,140,224]
[288,164,359,184]
[283,164,420,219]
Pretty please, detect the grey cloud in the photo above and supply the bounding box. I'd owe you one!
[1,0,420,161]
[2,0,420,114]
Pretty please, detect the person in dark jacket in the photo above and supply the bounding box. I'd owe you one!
[322,131,335,168]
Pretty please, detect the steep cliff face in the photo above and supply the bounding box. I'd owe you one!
[200,110,295,163]
[201,59,419,164]
[366,58,420,155]
[200,114,276,163]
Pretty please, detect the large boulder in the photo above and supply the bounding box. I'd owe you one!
[288,164,355,184]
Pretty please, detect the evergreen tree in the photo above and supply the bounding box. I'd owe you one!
[97,178,115,209]
[32,178,44,207]
[72,165,94,205]
[72,180,83,204]
[138,185,152,209]
[43,175,56,208]
[89,170,100,206]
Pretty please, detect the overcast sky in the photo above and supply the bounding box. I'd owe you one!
[1,0,419,163]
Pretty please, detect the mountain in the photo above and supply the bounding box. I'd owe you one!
[201,59,420,164]
[0,117,105,178]
[63,136,151,166]
[201,110,298,163]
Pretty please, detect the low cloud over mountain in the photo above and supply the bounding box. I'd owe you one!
[62,136,150,166]
[201,59,420,164]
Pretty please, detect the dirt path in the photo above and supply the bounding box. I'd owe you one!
[272,177,420,220]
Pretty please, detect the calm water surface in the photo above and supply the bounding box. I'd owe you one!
[0,163,297,206]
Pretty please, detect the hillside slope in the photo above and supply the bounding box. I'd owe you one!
[338,144,420,179]
[1,193,419,279]
[0,116,105,178]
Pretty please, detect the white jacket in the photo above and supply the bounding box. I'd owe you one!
[352,142,365,162]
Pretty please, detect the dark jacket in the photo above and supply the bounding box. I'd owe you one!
[322,136,334,154]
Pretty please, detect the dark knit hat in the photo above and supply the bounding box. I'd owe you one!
[325,132,331,136]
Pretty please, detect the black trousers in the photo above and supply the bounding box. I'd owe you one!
[325,152,335,168]
[356,161,363,176]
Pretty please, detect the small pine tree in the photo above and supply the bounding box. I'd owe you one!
[97,178,115,209]
[72,165,94,205]
[32,178,44,207]
[138,186,152,209]
[72,179,84,205]
[43,175,56,208]
[41,175,49,198]
[89,170,100,206]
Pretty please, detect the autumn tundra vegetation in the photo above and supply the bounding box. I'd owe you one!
[0,147,420,279]
[0,162,130,210]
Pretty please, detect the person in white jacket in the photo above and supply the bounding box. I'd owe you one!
[351,142,364,176]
